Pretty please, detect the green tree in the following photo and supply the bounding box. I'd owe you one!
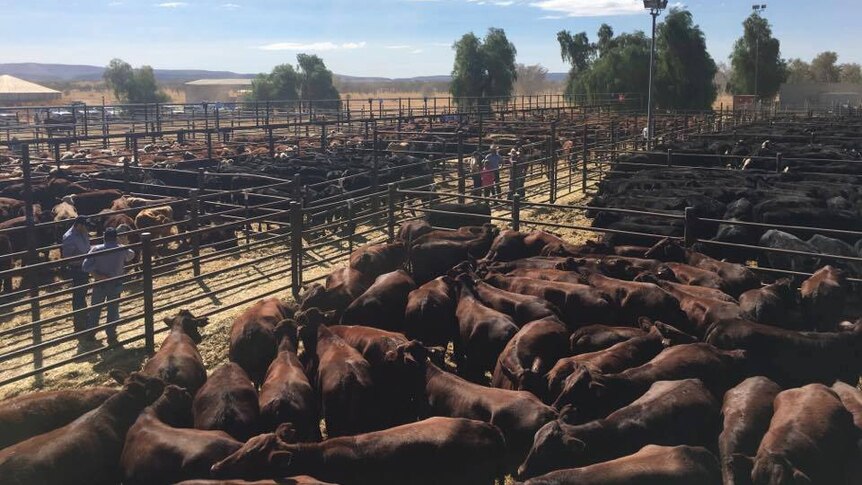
[103,58,169,103]
[567,32,651,104]
[728,12,787,98]
[596,24,615,58]
[654,9,717,109]
[450,28,518,106]
[840,63,862,84]
[557,31,593,73]
[785,58,814,83]
[810,51,840,82]
[297,54,340,108]
[249,64,299,101]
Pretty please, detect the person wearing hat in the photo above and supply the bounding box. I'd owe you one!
[82,226,135,348]
[470,151,483,195]
[62,215,93,347]
[483,146,502,197]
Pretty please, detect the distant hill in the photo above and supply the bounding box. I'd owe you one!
[0,62,567,86]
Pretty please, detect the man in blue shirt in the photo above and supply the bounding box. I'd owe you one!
[61,216,92,348]
[82,227,135,348]
[483,146,502,197]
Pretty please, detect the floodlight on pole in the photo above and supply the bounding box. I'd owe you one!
[644,0,668,149]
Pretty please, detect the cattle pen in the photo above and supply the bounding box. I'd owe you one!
[0,96,858,397]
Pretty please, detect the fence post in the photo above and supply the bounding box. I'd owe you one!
[190,190,201,277]
[22,145,43,385]
[290,202,302,299]
[457,131,465,203]
[53,142,61,169]
[581,123,589,193]
[206,130,213,161]
[177,129,185,145]
[549,121,558,204]
[347,199,356,255]
[683,207,697,248]
[775,152,783,173]
[512,195,521,232]
[141,232,155,355]
[197,168,205,194]
[268,127,275,158]
[387,184,397,243]
[243,191,251,244]
[667,149,673,168]
[371,129,380,218]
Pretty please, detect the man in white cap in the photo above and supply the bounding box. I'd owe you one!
[82,227,135,348]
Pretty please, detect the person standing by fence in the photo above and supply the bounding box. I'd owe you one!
[470,151,483,195]
[508,143,526,199]
[480,159,495,197]
[82,227,135,349]
[61,216,93,351]
[484,146,502,197]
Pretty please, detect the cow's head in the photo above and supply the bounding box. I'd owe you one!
[163,309,209,344]
[516,419,586,479]
[211,431,296,479]
[110,370,165,407]
[644,237,686,262]
[274,318,300,352]
[295,308,335,354]
[551,364,594,411]
[771,278,798,302]
[298,283,329,312]
[153,384,193,427]
[751,453,812,485]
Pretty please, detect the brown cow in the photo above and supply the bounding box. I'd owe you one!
[549,326,665,412]
[522,444,722,485]
[657,262,730,293]
[646,238,760,297]
[705,318,862,387]
[141,310,209,395]
[653,279,744,338]
[396,219,433,244]
[832,381,862,484]
[62,189,123,215]
[492,318,569,398]
[0,387,117,450]
[586,272,688,327]
[229,297,295,385]
[193,363,260,442]
[800,265,847,331]
[51,201,77,223]
[718,376,782,485]
[297,309,381,437]
[569,325,648,354]
[299,267,372,316]
[340,269,416,331]
[403,275,457,347]
[211,417,506,485]
[348,242,406,279]
[739,278,799,328]
[258,320,319,440]
[517,379,720,479]
[120,385,243,484]
[485,274,615,329]
[134,205,175,240]
[0,197,25,222]
[177,478,337,485]
[466,275,561,326]
[0,372,164,485]
[504,267,586,284]
[752,384,854,485]
[454,274,519,381]
[568,343,748,420]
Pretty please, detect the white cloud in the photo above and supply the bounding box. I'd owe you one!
[528,0,643,17]
[156,2,188,7]
[220,3,240,9]
[411,49,424,54]
[107,1,124,6]
[386,45,412,50]
[257,41,367,51]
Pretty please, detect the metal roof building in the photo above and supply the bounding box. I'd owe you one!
[184,78,253,103]
[0,75,62,105]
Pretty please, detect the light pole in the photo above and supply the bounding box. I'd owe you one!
[752,4,767,107]
[644,0,668,149]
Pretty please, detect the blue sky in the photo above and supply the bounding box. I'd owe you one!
[1,0,859,77]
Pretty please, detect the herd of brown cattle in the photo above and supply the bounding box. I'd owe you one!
[0,221,860,485]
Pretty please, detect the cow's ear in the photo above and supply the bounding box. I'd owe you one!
[557,405,579,425]
[162,316,174,327]
[109,369,129,384]
[561,435,586,452]
[384,349,399,363]
[275,423,297,444]
[270,451,293,470]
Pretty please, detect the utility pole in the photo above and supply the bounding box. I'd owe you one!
[643,0,668,149]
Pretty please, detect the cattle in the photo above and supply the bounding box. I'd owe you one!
[657,262,730,294]
[758,229,821,273]
[134,205,175,240]
[211,417,505,485]
[299,267,372,317]
[0,387,117,450]
[426,202,491,229]
[705,318,862,386]
[409,232,497,285]
[0,372,164,485]
[485,274,615,329]
[403,276,457,347]
[800,265,847,331]
[229,297,295,385]
[549,327,665,412]
[832,381,862,484]
[569,325,647,355]
[102,212,137,239]
[0,197,25,222]
[396,220,433,244]
[258,320,319,440]
[296,309,381,437]
[484,230,529,262]
[652,278,744,338]
[120,385,243,484]
[348,242,406,279]
[567,343,748,420]
[341,269,416,331]
[522,444,722,485]
[453,274,519,381]
[718,376,782,485]
[141,310,209,395]
[464,274,561,326]
[503,267,586,285]
[585,272,688,327]
[738,278,798,328]
[177,478,337,485]
[52,201,77,224]
[193,363,260,442]
[62,189,123,215]
[807,234,862,275]
[751,384,855,485]
[492,317,569,398]
[517,379,720,479]
[645,238,760,297]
